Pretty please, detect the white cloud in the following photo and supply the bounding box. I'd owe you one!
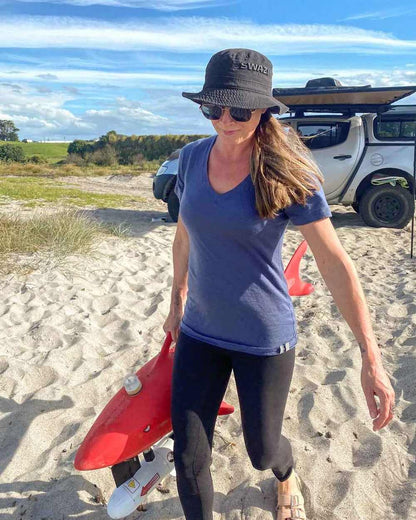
[11,0,229,10]
[340,7,416,21]
[83,97,168,133]
[1,16,416,54]
[1,65,415,90]
[0,68,198,85]
[0,84,170,140]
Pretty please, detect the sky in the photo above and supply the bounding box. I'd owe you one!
[0,0,415,141]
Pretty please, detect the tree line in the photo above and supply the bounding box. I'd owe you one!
[0,121,208,165]
[67,131,208,166]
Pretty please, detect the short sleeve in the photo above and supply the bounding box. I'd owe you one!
[174,149,185,203]
[283,178,332,226]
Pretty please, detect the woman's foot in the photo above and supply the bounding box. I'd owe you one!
[276,469,306,519]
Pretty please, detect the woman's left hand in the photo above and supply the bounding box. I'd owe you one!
[361,357,395,432]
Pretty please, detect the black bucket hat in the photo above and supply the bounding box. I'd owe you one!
[182,48,289,116]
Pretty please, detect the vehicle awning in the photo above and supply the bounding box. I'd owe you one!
[273,85,416,114]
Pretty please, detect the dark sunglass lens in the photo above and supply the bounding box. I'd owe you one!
[229,107,253,122]
[201,105,222,120]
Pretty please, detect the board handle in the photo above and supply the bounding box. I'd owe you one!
[154,331,174,366]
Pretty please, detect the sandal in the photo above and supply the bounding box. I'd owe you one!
[276,470,307,519]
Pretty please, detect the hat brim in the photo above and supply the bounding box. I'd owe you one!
[182,88,289,116]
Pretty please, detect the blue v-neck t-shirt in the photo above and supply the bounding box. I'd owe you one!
[174,135,332,356]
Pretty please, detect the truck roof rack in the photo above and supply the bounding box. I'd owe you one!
[273,78,416,116]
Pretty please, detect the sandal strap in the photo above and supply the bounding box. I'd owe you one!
[276,504,307,519]
[277,494,305,507]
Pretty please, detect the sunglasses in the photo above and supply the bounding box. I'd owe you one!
[199,104,256,123]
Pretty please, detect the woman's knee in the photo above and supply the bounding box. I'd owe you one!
[173,437,212,477]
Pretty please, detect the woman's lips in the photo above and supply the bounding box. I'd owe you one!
[223,129,238,135]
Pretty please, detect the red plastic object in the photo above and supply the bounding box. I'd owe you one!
[75,241,313,472]
[75,332,234,471]
[284,240,314,296]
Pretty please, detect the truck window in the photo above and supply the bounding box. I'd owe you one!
[296,122,350,150]
[374,118,416,140]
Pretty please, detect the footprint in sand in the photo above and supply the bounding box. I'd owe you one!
[143,293,165,317]
[317,472,352,511]
[387,303,408,318]
[352,430,382,467]
[322,370,346,385]
[93,295,119,315]
[401,403,416,423]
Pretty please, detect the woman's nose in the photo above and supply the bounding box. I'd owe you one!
[219,107,233,123]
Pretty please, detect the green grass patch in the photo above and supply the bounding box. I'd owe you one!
[0,176,146,208]
[1,141,70,163]
[0,160,161,177]
[0,208,127,276]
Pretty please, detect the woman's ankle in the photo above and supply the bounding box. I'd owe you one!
[277,468,297,491]
[278,466,294,483]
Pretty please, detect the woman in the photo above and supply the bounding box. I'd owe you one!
[163,48,395,520]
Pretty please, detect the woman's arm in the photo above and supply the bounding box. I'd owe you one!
[171,215,189,310]
[297,218,381,364]
[164,215,189,342]
[295,217,395,432]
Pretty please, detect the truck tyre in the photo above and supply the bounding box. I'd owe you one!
[351,201,359,213]
[358,185,414,228]
[167,188,180,222]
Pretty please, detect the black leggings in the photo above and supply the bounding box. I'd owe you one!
[171,330,296,520]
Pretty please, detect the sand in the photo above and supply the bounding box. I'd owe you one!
[0,174,415,520]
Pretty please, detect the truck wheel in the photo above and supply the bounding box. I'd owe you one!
[167,188,180,222]
[358,185,414,228]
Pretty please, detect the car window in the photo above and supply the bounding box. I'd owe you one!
[374,118,416,140]
[296,122,350,149]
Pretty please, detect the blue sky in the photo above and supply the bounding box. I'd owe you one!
[0,0,415,141]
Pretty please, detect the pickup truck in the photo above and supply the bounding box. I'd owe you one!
[153,77,416,228]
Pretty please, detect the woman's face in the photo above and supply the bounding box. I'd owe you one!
[210,107,266,144]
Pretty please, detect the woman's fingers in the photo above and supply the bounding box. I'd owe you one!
[372,392,394,431]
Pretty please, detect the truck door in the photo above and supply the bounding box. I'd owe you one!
[296,116,364,199]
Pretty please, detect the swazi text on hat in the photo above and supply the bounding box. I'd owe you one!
[238,63,269,75]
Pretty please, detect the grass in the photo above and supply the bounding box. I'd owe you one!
[2,141,70,163]
[0,142,163,174]
[0,160,162,177]
[0,176,147,208]
[0,208,128,276]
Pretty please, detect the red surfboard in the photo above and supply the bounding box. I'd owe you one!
[74,331,233,470]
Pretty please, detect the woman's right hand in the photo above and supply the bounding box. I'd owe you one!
[163,309,183,343]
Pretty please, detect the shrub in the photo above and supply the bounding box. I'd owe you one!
[67,140,94,157]
[28,154,48,164]
[0,208,119,275]
[66,153,87,166]
[0,143,25,163]
[90,145,118,166]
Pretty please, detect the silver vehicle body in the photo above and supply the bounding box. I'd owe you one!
[280,110,415,205]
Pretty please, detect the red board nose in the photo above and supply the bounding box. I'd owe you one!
[74,333,235,470]
[75,432,129,471]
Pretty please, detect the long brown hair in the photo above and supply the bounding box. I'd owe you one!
[251,109,325,219]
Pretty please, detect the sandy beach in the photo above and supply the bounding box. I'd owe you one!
[0,173,415,520]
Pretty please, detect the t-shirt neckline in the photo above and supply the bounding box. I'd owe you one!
[204,135,251,197]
